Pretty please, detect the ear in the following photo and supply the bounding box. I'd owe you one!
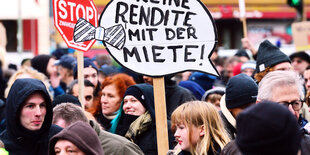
[199,125,205,137]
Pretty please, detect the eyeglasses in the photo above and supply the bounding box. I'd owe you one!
[278,100,303,111]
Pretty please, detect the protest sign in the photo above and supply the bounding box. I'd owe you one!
[239,0,246,18]
[72,0,218,153]
[53,0,98,52]
[292,21,310,51]
[53,0,99,108]
[75,0,218,77]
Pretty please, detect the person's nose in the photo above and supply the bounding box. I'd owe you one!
[84,101,89,108]
[87,77,95,85]
[174,129,180,138]
[288,104,298,119]
[123,102,131,110]
[90,78,95,84]
[101,96,108,104]
[59,151,65,155]
[34,106,42,116]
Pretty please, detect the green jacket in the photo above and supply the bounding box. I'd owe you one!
[90,120,144,155]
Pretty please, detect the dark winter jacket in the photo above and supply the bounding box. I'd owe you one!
[49,121,104,155]
[171,142,221,155]
[221,135,310,155]
[0,78,62,155]
[301,134,310,155]
[94,112,113,130]
[178,148,220,155]
[219,111,236,139]
[165,78,196,120]
[111,84,174,155]
[299,114,308,127]
[220,140,242,155]
[0,99,5,133]
[177,150,191,155]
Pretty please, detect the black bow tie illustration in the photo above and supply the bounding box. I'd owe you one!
[73,18,125,50]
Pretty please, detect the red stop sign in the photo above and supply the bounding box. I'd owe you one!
[53,0,98,52]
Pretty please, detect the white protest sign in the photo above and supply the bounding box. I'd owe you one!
[96,0,218,77]
[71,1,218,153]
[239,0,246,18]
[292,21,310,51]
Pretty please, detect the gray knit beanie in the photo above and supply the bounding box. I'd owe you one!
[256,40,290,72]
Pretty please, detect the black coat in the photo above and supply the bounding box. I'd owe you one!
[178,149,220,155]
[220,140,242,155]
[113,84,174,155]
[165,79,196,120]
[219,111,236,139]
[94,112,112,130]
[0,78,62,155]
[221,135,310,155]
[177,143,221,155]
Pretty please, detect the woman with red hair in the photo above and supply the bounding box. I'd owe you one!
[93,73,136,130]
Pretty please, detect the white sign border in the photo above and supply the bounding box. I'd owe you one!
[99,0,219,77]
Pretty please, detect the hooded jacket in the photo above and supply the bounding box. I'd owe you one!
[0,78,62,155]
[111,84,174,155]
[49,121,104,155]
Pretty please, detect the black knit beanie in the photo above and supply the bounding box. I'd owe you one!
[289,51,310,64]
[235,49,250,59]
[123,86,146,108]
[52,94,81,108]
[256,40,290,72]
[31,54,52,76]
[236,101,301,155]
[225,73,258,109]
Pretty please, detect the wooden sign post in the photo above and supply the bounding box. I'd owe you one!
[153,77,169,154]
[77,51,85,109]
[239,0,247,37]
[68,0,219,154]
[303,2,307,22]
[241,17,248,38]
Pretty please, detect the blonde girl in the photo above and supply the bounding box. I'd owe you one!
[171,101,230,155]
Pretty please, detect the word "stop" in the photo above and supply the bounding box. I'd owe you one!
[57,0,95,22]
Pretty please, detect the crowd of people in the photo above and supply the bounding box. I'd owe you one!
[0,38,309,155]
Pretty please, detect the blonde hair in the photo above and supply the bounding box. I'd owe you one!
[171,101,230,155]
[206,94,222,104]
[5,67,52,99]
